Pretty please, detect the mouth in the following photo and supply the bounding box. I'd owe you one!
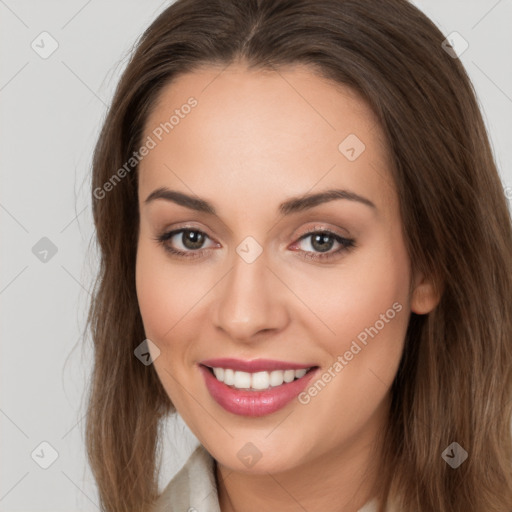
[198,362,320,417]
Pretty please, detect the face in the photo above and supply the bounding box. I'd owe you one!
[135,62,435,475]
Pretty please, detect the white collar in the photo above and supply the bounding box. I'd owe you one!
[152,444,221,512]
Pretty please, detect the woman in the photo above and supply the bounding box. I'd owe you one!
[85,0,512,511]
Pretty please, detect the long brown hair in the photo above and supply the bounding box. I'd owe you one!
[85,0,512,510]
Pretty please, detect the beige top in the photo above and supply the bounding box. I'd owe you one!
[151,444,394,512]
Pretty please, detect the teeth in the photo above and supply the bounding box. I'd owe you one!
[223,368,235,386]
[210,367,311,390]
[213,367,224,381]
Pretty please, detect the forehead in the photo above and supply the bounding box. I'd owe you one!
[138,63,396,220]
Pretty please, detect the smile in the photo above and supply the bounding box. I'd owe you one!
[198,360,319,417]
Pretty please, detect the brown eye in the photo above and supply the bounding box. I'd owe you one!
[292,230,355,262]
[155,228,216,259]
[309,232,336,252]
[179,230,207,250]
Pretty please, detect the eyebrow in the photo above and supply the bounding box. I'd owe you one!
[144,187,377,216]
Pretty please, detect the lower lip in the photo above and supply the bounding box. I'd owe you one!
[199,365,319,417]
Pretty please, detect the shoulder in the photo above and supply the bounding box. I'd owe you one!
[151,444,221,512]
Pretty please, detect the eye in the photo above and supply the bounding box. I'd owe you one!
[291,229,356,262]
[154,228,218,260]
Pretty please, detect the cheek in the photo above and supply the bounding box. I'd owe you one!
[291,238,410,444]
[135,242,197,407]
[333,255,408,337]
[302,230,411,371]
[350,246,410,381]
[135,247,172,340]
[302,228,409,318]
[135,240,204,343]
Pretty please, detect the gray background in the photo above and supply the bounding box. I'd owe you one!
[1,0,511,510]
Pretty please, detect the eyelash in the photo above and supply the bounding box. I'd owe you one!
[154,226,356,262]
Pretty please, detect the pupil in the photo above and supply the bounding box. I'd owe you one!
[183,230,204,249]
[312,233,333,253]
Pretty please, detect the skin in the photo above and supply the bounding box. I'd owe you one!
[135,62,439,512]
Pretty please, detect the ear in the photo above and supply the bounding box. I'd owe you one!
[410,270,442,315]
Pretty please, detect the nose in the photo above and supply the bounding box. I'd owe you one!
[211,250,289,343]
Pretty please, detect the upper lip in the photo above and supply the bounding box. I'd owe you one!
[200,358,317,372]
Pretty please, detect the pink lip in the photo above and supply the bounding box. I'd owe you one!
[199,364,319,417]
[199,357,316,372]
